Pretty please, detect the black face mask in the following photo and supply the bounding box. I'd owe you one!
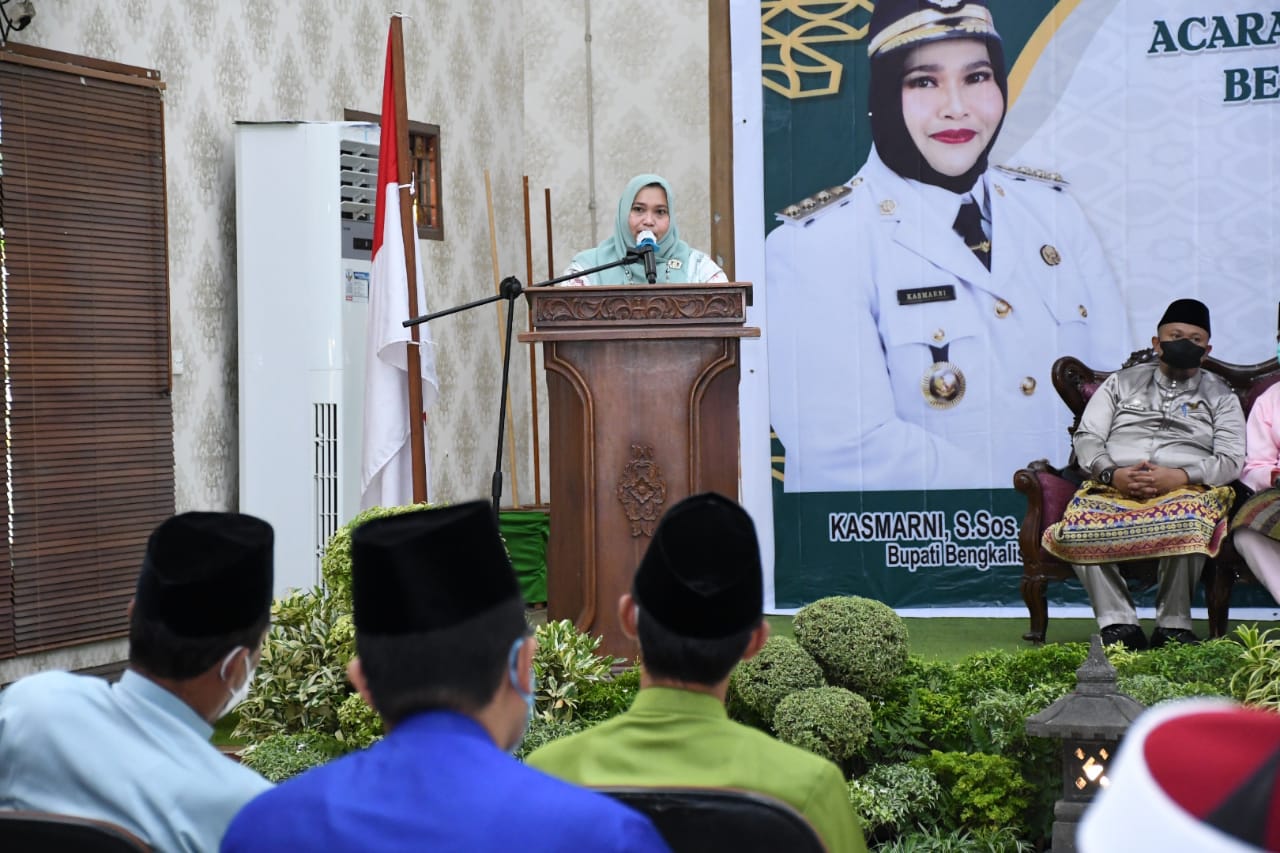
[1159,338,1206,369]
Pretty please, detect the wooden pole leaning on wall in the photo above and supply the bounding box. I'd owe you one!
[544,188,555,279]
[390,16,428,503]
[522,177,543,506]
[483,169,521,508]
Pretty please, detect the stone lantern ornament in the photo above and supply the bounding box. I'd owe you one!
[1025,634,1145,853]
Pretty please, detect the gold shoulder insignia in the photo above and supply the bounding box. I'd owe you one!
[775,182,856,227]
[994,164,1069,187]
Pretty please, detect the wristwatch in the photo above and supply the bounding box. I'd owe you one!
[1098,466,1117,486]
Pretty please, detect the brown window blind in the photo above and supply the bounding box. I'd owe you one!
[0,45,173,657]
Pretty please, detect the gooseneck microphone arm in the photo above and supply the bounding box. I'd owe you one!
[402,250,651,515]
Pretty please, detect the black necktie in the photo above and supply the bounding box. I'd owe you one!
[953,200,991,270]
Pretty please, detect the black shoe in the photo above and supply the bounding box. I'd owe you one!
[1151,626,1200,648]
[1100,623,1148,651]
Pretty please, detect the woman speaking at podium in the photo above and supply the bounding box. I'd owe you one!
[562,173,728,286]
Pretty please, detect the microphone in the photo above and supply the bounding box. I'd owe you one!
[636,230,658,283]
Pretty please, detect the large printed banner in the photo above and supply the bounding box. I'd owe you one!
[745,0,1280,609]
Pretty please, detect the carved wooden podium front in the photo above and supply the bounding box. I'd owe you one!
[519,283,759,662]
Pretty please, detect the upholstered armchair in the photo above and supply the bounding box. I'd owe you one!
[1013,351,1279,643]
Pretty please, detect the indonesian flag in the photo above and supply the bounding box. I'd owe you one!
[361,26,439,509]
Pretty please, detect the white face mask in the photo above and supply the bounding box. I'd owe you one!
[216,646,256,720]
[506,636,536,754]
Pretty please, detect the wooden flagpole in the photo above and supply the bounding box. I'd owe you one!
[388,15,428,503]
[484,169,521,508]
[522,177,542,506]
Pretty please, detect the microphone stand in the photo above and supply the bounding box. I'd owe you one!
[403,250,647,516]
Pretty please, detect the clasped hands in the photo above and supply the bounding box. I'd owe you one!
[1112,461,1189,500]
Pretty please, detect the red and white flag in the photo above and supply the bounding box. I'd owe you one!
[361,25,439,509]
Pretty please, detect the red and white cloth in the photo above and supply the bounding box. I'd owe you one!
[361,25,439,510]
[1080,698,1280,852]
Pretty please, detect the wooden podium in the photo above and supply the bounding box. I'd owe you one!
[519,283,759,662]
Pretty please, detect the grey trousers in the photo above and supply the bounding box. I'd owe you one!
[1071,554,1205,630]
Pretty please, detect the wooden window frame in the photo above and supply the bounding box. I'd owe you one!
[345,109,443,241]
[0,43,173,657]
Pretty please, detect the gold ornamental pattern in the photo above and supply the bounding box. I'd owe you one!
[617,445,668,538]
[762,0,874,99]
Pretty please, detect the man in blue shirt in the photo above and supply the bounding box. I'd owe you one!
[0,512,276,852]
[222,501,669,853]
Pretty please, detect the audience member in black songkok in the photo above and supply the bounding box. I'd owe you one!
[529,492,867,852]
[222,501,670,853]
[0,511,276,851]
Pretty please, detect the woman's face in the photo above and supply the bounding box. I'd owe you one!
[628,185,670,242]
[900,39,1004,178]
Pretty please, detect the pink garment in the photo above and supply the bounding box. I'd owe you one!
[1242,382,1280,493]
[1232,529,1280,605]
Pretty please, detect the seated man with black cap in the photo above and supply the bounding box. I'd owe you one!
[1042,298,1245,650]
[221,501,669,853]
[528,492,866,853]
[0,512,276,852]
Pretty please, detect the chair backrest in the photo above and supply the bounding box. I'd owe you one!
[0,810,151,852]
[596,787,827,853]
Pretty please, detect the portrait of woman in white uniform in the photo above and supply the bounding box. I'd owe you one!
[765,0,1129,493]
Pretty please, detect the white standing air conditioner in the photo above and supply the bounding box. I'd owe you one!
[235,121,379,598]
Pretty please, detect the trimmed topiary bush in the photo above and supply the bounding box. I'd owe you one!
[793,596,909,693]
[727,636,826,730]
[773,686,873,764]
[320,503,436,604]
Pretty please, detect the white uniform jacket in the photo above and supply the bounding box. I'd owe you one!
[765,147,1130,492]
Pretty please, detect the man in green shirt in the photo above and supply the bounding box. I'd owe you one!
[527,493,866,852]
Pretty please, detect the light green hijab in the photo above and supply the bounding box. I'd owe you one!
[569,174,696,284]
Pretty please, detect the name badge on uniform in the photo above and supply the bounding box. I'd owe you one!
[897,286,956,306]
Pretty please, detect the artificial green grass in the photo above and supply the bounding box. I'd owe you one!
[766,615,1280,663]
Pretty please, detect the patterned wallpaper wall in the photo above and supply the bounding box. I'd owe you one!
[8,0,712,514]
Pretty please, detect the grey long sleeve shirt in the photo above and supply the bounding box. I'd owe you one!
[1072,362,1245,486]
